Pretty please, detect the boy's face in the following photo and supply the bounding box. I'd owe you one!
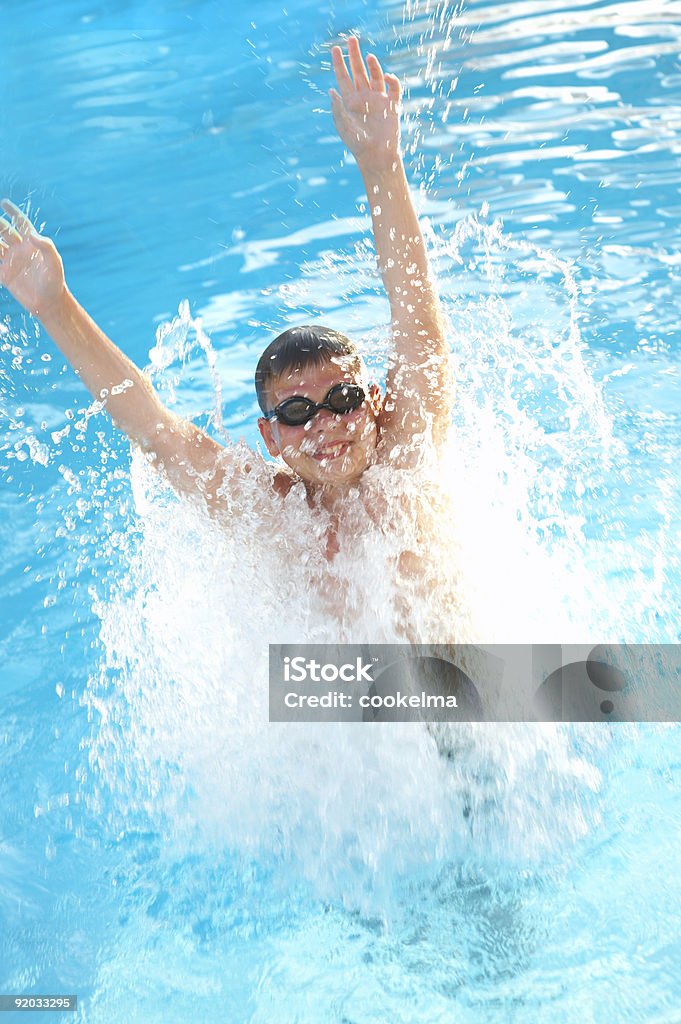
[257,358,381,487]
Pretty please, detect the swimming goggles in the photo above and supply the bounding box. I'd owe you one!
[265,382,366,427]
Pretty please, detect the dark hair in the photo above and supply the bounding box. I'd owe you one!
[254,325,361,415]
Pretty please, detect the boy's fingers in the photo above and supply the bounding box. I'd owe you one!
[386,74,402,106]
[347,36,371,91]
[366,53,386,94]
[1,199,35,236]
[0,216,22,244]
[331,45,354,101]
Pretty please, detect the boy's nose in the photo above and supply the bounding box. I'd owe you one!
[312,407,345,432]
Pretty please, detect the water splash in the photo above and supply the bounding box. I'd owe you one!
[81,215,625,923]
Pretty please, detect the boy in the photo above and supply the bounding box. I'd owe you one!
[0,38,450,559]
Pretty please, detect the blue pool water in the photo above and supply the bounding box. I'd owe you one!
[2,1,681,1021]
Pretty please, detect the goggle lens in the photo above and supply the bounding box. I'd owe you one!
[328,383,363,413]
[277,399,315,426]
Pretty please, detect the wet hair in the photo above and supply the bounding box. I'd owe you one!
[254,325,362,415]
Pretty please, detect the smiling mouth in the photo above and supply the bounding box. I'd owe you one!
[312,441,352,461]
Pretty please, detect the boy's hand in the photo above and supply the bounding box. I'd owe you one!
[0,199,66,318]
[330,37,401,174]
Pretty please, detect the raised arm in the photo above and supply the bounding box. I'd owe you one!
[330,38,452,449]
[0,199,233,512]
